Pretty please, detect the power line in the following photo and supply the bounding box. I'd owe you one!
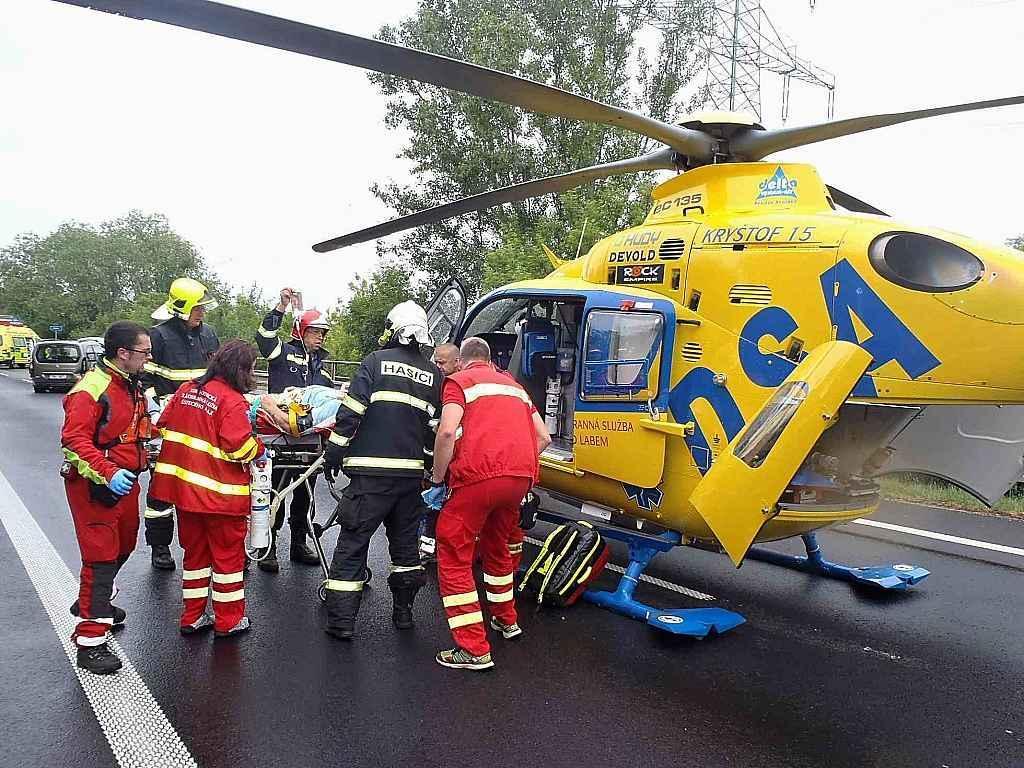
[638,1,835,122]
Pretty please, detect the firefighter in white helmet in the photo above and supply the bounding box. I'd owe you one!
[321,301,442,640]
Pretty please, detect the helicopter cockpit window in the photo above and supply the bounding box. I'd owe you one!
[461,296,530,372]
[868,232,984,293]
[463,296,530,337]
[582,311,663,399]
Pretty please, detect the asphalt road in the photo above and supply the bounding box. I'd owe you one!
[1,366,1022,768]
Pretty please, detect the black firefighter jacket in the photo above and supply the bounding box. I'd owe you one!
[328,344,442,479]
[256,309,334,394]
[142,318,220,399]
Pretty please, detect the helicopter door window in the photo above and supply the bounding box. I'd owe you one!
[581,311,663,400]
[424,278,467,346]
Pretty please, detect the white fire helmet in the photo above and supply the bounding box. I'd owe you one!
[380,301,432,347]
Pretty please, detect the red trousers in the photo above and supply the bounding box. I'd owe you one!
[66,476,140,647]
[436,475,531,657]
[177,510,247,633]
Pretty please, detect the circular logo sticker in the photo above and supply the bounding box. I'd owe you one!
[657,615,684,624]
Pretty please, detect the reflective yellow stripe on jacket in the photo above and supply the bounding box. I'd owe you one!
[62,448,108,486]
[143,362,207,381]
[369,390,436,416]
[160,430,259,464]
[342,457,424,470]
[152,462,250,496]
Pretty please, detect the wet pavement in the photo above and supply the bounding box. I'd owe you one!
[1,367,1022,768]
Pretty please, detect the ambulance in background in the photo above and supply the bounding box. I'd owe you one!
[0,317,40,368]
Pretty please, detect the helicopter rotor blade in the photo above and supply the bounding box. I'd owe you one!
[731,96,1024,160]
[825,185,888,217]
[312,149,678,253]
[53,0,714,160]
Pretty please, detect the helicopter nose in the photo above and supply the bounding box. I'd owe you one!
[860,230,1024,396]
[927,243,1024,325]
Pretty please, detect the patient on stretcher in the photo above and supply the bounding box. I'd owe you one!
[246,385,346,437]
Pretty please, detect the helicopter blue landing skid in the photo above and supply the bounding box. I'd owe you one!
[745,532,929,591]
[580,526,745,637]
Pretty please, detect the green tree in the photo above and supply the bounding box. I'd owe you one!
[0,212,210,337]
[327,262,424,360]
[369,0,706,295]
[1008,235,1024,252]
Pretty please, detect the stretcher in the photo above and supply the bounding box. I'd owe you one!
[251,427,370,601]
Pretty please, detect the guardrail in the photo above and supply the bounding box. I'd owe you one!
[252,358,361,394]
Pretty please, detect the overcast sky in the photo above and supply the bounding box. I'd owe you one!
[2,0,1022,311]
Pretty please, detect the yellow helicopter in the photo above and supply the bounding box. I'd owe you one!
[56,0,1024,636]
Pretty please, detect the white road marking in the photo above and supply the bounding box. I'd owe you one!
[851,518,1024,558]
[0,468,199,768]
[523,535,716,601]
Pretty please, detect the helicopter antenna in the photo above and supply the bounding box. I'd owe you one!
[575,219,589,260]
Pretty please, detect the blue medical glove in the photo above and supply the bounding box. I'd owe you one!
[421,484,448,511]
[108,469,136,496]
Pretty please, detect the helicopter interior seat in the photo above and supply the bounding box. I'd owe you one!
[509,316,557,416]
[475,332,516,372]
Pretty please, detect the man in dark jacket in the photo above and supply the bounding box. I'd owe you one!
[322,300,441,640]
[253,287,335,571]
[141,277,220,571]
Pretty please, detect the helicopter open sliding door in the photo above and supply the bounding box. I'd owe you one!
[424,278,467,346]
[689,340,872,567]
[571,293,676,489]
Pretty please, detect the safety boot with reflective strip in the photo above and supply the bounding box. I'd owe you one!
[435,647,494,671]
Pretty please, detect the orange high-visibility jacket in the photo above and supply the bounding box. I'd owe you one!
[61,361,150,485]
[150,378,262,516]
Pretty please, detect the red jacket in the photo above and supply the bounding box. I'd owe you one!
[150,378,262,516]
[442,361,539,488]
[61,361,150,485]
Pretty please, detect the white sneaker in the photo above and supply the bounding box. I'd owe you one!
[179,614,214,635]
[214,616,251,638]
[489,616,523,640]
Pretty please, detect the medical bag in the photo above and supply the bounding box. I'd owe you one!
[519,519,609,607]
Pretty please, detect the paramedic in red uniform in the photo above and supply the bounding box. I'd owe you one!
[149,340,263,638]
[428,336,551,671]
[61,321,153,675]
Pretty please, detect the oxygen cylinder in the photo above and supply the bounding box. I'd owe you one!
[247,453,273,550]
[545,376,561,435]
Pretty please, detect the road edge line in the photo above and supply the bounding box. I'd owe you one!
[0,467,199,768]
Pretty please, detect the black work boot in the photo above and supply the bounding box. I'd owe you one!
[257,531,280,573]
[76,643,122,675]
[392,601,414,630]
[150,545,175,571]
[290,531,320,566]
[388,574,424,631]
[324,624,355,641]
